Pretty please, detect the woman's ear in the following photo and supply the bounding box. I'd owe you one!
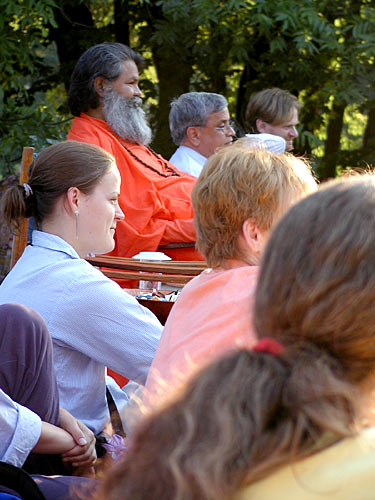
[65,187,81,215]
[242,218,267,257]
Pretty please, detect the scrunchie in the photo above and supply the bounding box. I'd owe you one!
[253,337,284,356]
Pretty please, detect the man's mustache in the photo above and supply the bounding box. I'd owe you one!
[128,96,143,108]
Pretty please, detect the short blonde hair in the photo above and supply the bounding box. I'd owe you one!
[192,146,316,267]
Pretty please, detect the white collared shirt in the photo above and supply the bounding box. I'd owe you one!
[0,388,41,467]
[169,145,207,177]
[0,231,162,433]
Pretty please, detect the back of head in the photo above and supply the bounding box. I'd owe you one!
[169,92,228,145]
[67,42,144,117]
[245,88,302,133]
[1,141,115,231]
[255,175,375,384]
[97,339,358,500]
[192,146,316,267]
[96,179,375,500]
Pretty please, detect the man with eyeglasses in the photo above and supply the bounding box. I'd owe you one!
[245,88,302,152]
[67,43,203,262]
[169,92,235,177]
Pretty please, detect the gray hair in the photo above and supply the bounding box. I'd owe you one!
[68,42,144,117]
[169,92,228,145]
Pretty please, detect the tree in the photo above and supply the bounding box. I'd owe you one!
[2,0,375,179]
[0,0,68,175]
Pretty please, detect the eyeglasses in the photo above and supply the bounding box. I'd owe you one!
[198,121,235,134]
[214,123,235,133]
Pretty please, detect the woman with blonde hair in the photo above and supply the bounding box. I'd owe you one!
[145,146,316,405]
[97,175,375,499]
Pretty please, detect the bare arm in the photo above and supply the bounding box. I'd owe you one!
[33,421,76,454]
[33,409,96,468]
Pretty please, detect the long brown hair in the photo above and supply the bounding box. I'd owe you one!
[255,175,375,383]
[96,176,375,500]
[1,141,115,232]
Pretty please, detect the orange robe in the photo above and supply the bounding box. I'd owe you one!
[68,114,202,260]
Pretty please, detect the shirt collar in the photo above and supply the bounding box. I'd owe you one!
[179,145,207,166]
[31,230,80,259]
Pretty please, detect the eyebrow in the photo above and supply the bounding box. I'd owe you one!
[284,121,299,126]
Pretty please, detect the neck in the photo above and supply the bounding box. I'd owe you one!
[41,218,85,258]
[181,141,207,158]
[216,258,255,270]
[85,107,105,121]
[357,375,375,427]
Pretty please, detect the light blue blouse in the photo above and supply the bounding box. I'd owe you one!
[0,388,41,467]
[0,231,162,434]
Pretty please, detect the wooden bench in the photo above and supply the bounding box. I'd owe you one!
[86,255,206,286]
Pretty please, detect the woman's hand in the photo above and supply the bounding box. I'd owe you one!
[59,408,97,467]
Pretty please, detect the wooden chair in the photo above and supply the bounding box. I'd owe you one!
[10,147,34,269]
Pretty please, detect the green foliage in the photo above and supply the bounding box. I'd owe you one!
[2,0,375,178]
[0,0,69,177]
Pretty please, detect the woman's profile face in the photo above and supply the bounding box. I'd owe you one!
[77,164,124,257]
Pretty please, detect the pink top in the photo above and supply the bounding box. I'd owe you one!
[145,262,259,407]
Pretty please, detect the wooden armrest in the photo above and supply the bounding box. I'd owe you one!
[101,269,193,285]
[86,255,206,276]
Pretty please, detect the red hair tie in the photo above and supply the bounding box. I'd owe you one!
[253,338,284,356]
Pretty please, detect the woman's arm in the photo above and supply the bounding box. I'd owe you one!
[33,410,96,468]
[33,421,76,454]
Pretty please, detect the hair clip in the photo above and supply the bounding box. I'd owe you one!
[253,337,284,356]
[23,183,33,198]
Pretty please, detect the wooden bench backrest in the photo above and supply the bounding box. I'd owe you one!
[10,147,34,269]
[86,255,206,285]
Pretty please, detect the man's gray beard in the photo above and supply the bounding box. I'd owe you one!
[102,90,152,146]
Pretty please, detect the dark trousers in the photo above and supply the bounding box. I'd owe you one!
[0,304,66,475]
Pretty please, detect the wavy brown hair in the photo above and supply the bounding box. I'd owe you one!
[95,176,375,500]
[255,175,375,383]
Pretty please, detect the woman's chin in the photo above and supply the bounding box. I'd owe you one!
[88,242,115,257]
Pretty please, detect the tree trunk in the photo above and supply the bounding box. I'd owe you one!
[320,102,345,180]
[236,63,252,130]
[50,1,107,94]
[363,107,375,150]
[114,0,130,46]
[140,2,196,157]
[151,47,194,157]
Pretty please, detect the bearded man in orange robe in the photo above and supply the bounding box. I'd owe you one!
[67,42,201,261]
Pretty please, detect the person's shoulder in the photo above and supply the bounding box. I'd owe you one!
[169,146,183,161]
[237,429,375,500]
[65,258,150,310]
[68,114,117,151]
